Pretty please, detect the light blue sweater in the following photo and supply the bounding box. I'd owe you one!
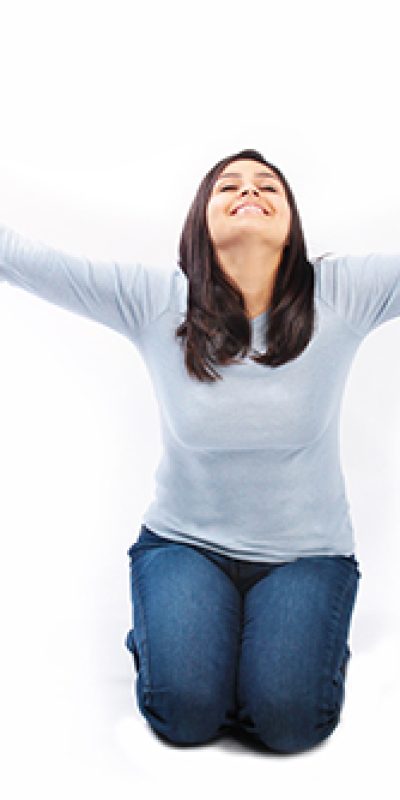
[1,223,400,562]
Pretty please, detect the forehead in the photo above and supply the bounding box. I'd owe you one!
[215,159,282,185]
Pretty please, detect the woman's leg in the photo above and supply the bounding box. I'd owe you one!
[236,554,361,754]
[125,527,242,746]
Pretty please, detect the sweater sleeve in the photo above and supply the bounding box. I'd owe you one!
[0,222,175,343]
[315,252,400,337]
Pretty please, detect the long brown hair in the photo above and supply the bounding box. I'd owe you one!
[175,148,317,382]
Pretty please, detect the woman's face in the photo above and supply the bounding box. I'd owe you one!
[205,159,292,254]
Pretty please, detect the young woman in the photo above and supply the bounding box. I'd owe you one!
[1,148,399,754]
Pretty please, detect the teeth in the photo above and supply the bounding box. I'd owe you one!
[235,206,264,215]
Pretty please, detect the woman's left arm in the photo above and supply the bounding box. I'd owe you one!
[315,253,400,338]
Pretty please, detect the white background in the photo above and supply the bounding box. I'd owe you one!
[0,0,399,796]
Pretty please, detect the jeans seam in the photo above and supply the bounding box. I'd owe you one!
[130,561,153,697]
[319,564,360,716]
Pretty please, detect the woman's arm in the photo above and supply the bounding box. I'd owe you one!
[0,222,175,343]
[315,252,400,338]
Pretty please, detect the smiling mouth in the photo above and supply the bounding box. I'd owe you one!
[231,204,270,216]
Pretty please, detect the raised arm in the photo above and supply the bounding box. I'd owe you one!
[0,222,175,344]
[314,252,400,338]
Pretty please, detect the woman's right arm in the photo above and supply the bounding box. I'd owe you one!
[0,222,175,343]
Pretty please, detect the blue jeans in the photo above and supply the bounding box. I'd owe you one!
[125,525,361,754]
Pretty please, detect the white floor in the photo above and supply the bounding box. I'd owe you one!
[1,610,399,800]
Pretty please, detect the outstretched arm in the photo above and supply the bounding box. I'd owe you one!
[315,252,400,338]
[0,222,175,344]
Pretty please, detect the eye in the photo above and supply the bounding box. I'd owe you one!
[220,184,277,193]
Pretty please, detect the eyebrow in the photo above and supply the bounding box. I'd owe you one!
[216,171,281,183]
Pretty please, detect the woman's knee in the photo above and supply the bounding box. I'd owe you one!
[139,683,230,746]
[244,692,343,755]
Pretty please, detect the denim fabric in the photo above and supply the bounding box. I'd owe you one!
[125,524,361,754]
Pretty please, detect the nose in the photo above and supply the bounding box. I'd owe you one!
[240,185,260,197]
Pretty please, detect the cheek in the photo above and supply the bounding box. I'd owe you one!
[207,202,223,231]
[283,206,291,228]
